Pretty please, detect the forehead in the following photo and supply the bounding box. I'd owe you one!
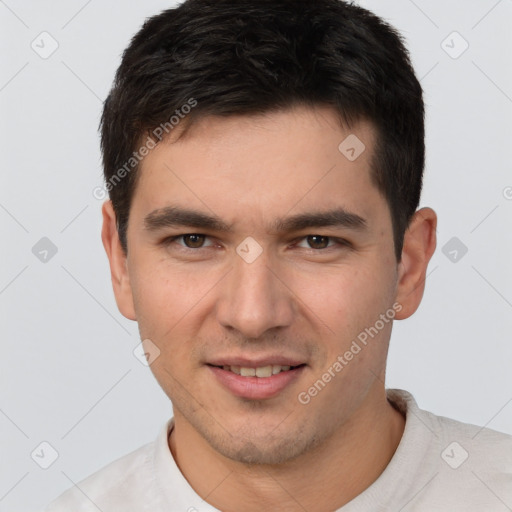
[132,106,385,231]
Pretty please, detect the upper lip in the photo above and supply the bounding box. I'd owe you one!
[207,356,306,368]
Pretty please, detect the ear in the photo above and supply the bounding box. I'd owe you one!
[395,207,437,320]
[101,200,137,321]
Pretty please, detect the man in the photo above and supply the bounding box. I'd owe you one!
[45,0,512,510]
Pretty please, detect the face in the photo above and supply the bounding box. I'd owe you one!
[113,106,405,464]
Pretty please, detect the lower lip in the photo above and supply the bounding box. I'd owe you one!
[208,365,306,400]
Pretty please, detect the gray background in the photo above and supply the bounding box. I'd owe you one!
[1,0,511,510]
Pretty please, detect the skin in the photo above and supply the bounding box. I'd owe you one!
[102,105,437,511]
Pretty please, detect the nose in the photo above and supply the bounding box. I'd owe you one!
[215,247,295,339]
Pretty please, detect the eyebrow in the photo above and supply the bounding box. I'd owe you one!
[143,206,367,234]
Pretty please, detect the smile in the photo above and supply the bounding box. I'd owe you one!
[207,363,307,400]
[210,364,303,377]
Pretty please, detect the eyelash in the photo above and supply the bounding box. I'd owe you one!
[161,234,351,252]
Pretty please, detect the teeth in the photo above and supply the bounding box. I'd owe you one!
[255,365,272,377]
[221,364,297,377]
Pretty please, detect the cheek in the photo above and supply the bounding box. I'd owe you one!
[130,266,201,383]
[306,261,396,345]
[131,257,205,324]
[129,259,221,372]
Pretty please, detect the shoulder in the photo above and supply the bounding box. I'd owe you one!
[391,389,512,464]
[44,438,158,512]
[422,412,512,508]
[388,389,512,508]
[423,405,512,473]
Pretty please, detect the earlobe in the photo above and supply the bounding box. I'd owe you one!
[394,207,437,320]
[101,200,137,321]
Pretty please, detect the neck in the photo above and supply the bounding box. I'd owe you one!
[169,387,405,512]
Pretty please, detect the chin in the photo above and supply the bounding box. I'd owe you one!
[204,424,322,466]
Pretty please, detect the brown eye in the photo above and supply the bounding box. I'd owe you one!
[161,233,215,251]
[182,234,206,248]
[306,235,330,249]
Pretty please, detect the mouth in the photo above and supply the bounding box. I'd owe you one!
[206,363,307,400]
[207,363,306,377]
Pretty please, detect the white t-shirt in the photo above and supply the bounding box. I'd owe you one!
[44,389,512,511]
